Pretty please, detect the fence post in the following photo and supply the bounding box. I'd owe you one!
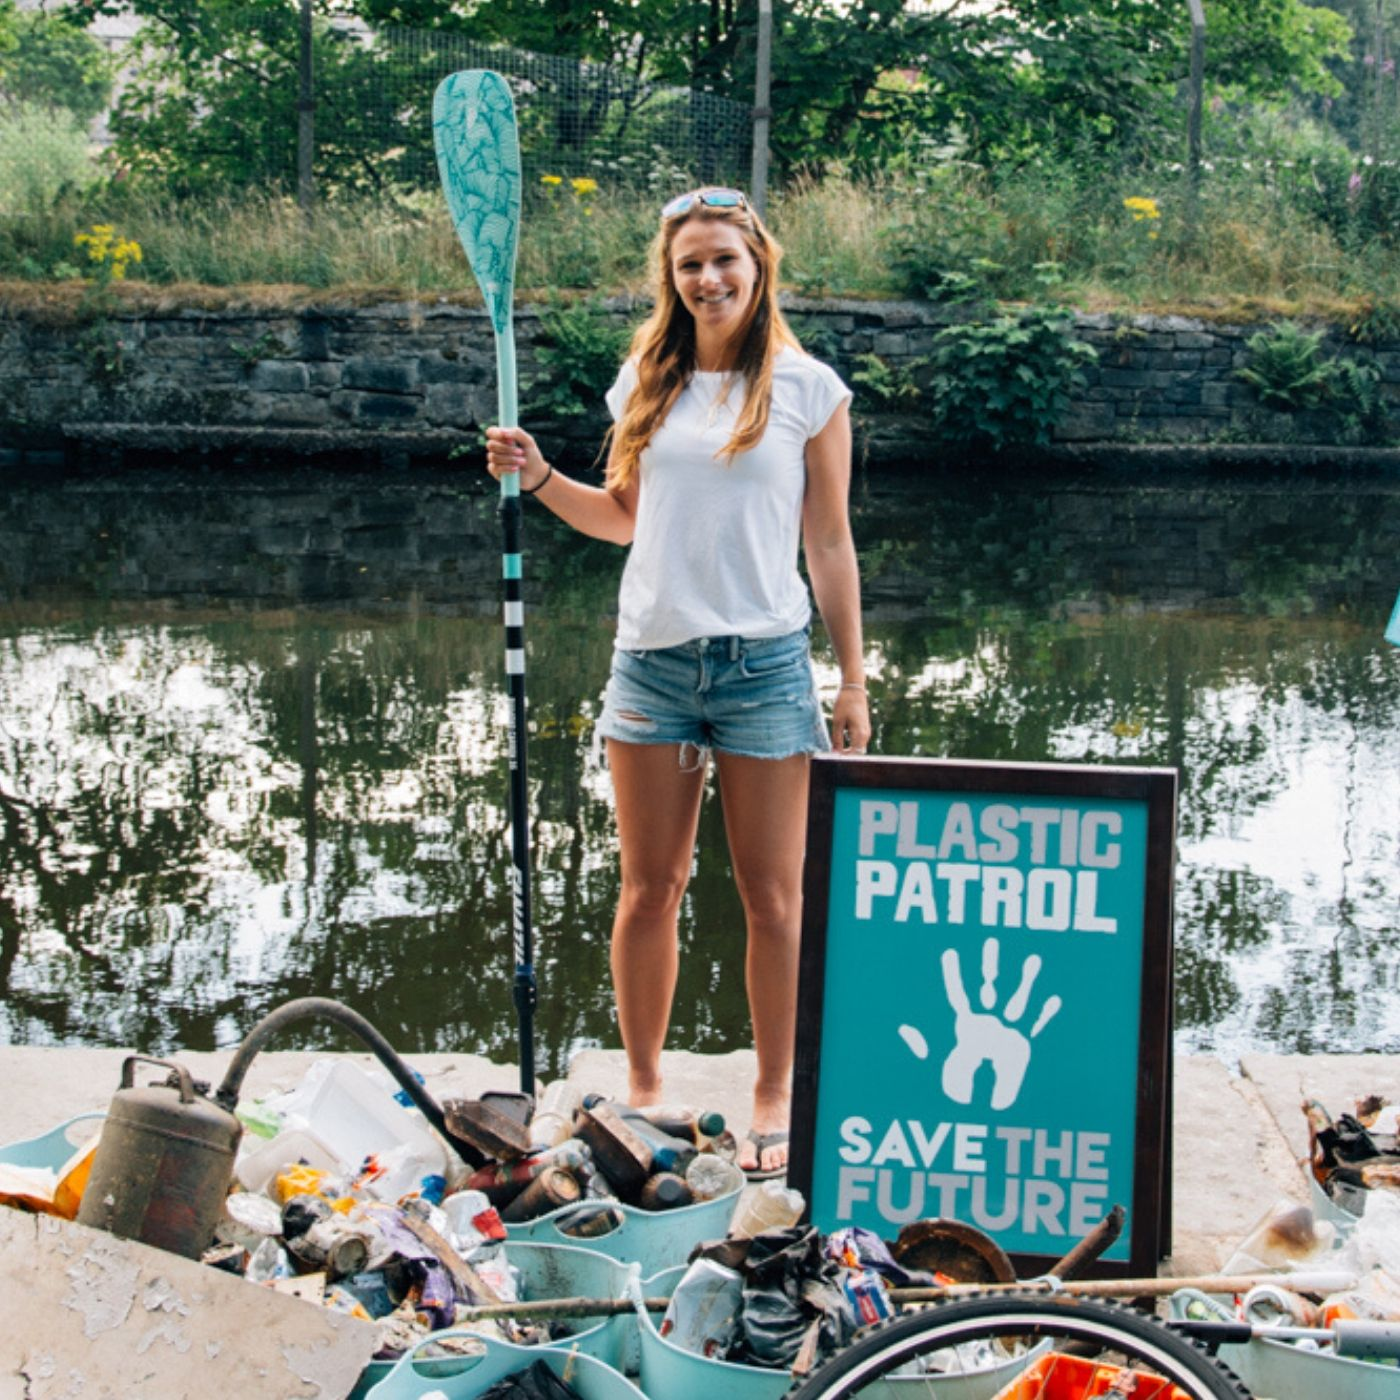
[297,0,315,216]
[1185,0,1205,240]
[751,0,773,217]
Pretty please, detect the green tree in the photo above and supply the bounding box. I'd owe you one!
[0,8,114,124]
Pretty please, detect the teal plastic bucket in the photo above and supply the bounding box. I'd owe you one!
[635,1266,1052,1400]
[364,1332,647,1400]
[504,1186,739,1277]
[0,1112,103,1171]
[1221,1339,1400,1400]
[349,1241,640,1398]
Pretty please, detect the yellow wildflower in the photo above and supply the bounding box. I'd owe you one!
[540,174,563,186]
[1123,196,1161,222]
[571,177,598,196]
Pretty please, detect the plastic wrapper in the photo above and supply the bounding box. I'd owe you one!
[1221,1195,1336,1274]
[825,1225,935,1287]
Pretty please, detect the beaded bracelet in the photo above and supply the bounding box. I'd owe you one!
[840,682,867,693]
[523,464,554,495]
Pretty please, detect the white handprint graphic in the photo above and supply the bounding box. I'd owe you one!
[898,937,1063,1111]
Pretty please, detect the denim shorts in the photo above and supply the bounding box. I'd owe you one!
[597,629,831,760]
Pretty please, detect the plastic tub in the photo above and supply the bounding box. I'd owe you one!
[347,1240,642,1399]
[504,1184,740,1277]
[635,1265,1047,1400]
[1222,1337,1400,1400]
[0,1113,103,1170]
[364,1331,647,1400]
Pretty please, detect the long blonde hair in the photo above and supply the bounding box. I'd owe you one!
[606,195,801,492]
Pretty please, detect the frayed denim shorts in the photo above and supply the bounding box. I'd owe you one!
[597,628,831,761]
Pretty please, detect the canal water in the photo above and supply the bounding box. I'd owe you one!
[1,461,1396,1072]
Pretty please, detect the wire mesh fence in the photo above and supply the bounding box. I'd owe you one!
[0,12,750,205]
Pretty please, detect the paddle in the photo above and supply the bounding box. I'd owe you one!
[1387,589,1400,647]
[433,70,535,1094]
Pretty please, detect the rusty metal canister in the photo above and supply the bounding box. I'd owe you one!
[575,1104,652,1200]
[499,1165,582,1222]
[78,1056,243,1259]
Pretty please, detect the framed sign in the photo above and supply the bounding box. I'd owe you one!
[790,755,1178,1278]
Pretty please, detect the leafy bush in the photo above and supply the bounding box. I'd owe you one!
[928,305,1098,451]
[0,101,99,212]
[529,297,633,419]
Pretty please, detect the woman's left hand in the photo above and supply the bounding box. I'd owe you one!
[832,688,872,756]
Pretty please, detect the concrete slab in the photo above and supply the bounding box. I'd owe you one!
[0,1209,376,1400]
[0,1046,523,1148]
[0,1045,1318,1281]
[1242,1054,1400,1166]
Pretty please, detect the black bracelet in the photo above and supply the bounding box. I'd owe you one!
[522,463,554,496]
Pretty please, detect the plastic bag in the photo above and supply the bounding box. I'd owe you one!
[478,1359,584,1400]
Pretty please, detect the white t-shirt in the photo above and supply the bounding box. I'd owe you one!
[604,346,851,651]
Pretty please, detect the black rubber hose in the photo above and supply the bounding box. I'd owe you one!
[214,996,459,1159]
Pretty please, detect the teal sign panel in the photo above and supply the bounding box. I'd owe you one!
[791,757,1177,1277]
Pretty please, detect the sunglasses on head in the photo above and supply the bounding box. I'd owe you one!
[661,188,750,220]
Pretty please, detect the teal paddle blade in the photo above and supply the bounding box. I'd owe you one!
[1387,589,1400,647]
[432,68,522,429]
[432,69,522,339]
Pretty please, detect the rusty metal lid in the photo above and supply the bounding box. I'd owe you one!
[890,1218,1017,1285]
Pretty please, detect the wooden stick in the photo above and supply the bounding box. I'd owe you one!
[888,1271,1357,1303]
[448,1272,1358,1323]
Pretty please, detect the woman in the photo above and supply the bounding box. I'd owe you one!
[486,187,870,1178]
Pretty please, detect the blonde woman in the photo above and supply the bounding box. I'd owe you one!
[486,188,870,1178]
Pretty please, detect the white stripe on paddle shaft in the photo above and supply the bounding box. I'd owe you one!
[504,601,524,626]
[506,649,525,674]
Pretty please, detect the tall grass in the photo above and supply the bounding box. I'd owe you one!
[2,163,1397,316]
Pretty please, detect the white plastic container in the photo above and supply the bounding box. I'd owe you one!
[298,1060,447,1199]
[234,1061,447,1199]
[236,1126,344,1194]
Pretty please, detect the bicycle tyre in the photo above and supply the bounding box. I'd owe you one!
[786,1291,1253,1400]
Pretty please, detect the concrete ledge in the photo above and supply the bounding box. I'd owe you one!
[0,1046,1345,1277]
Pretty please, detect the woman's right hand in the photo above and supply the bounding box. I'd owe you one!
[485,426,551,492]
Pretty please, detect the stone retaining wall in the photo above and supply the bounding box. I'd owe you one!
[2,297,1399,461]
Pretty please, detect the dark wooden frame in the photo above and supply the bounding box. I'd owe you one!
[789,753,1178,1280]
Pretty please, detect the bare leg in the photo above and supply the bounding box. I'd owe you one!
[714,750,810,1174]
[607,739,706,1107]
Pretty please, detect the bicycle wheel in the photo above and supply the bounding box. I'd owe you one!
[787,1292,1252,1400]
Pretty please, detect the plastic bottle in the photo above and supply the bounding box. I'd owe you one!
[727,1180,805,1239]
[529,1080,581,1149]
[686,1152,744,1202]
[633,1105,727,1147]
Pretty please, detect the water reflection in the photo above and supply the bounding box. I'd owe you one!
[1,468,1397,1066]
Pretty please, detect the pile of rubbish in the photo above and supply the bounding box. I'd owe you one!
[0,1058,747,1366]
[1306,1095,1400,1220]
[659,1220,938,1374]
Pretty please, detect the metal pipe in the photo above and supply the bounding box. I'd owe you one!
[214,996,457,1155]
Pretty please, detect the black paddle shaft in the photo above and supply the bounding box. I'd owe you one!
[502,490,536,1094]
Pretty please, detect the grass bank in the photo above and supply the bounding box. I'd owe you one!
[2,169,1398,326]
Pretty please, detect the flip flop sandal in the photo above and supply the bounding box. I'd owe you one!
[741,1129,789,1181]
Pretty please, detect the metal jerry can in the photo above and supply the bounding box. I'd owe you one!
[78,1055,243,1258]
